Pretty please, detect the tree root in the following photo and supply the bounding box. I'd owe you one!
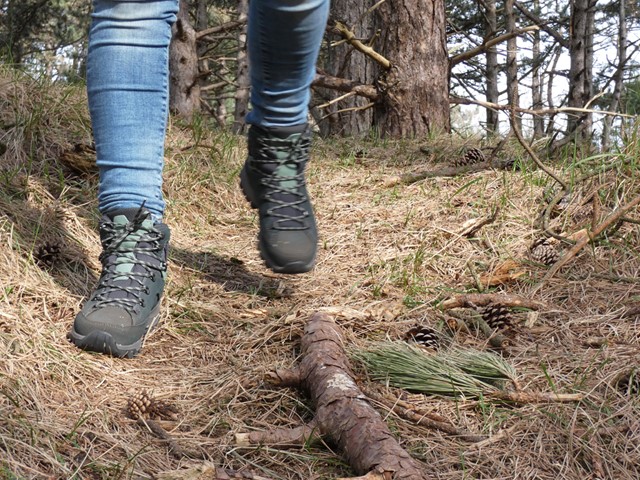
[246,312,432,480]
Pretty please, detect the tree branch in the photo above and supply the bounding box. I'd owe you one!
[332,21,391,69]
[312,73,380,100]
[450,26,539,67]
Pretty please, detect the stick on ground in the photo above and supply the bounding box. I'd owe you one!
[247,312,433,480]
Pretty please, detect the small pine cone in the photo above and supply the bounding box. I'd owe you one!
[530,238,559,266]
[126,390,154,420]
[34,242,61,268]
[480,304,512,330]
[454,147,485,167]
[404,325,441,350]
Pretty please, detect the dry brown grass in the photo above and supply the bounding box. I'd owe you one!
[1,67,639,479]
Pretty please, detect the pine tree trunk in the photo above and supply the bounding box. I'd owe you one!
[531,0,544,139]
[319,0,376,136]
[169,0,200,120]
[602,0,627,151]
[485,0,500,134]
[374,0,450,137]
[232,0,250,134]
[567,0,594,139]
[505,0,521,133]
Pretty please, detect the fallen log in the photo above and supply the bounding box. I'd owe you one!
[241,312,432,480]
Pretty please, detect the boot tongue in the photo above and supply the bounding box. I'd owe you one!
[98,208,161,305]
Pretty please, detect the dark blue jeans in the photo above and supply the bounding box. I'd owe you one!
[87,0,330,218]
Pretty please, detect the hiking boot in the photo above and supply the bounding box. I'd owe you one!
[240,124,317,274]
[68,207,170,358]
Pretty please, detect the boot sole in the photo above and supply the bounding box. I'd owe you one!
[67,306,161,359]
[240,167,315,274]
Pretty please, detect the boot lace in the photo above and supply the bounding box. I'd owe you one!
[92,209,166,310]
[254,133,311,231]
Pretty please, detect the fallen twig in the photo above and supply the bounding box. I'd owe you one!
[363,388,486,443]
[447,310,509,350]
[153,462,273,480]
[533,194,640,292]
[458,206,500,238]
[138,418,192,459]
[235,422,321,448]
[384,159,515,187]
[489,391,584,403]
[440,293,546,311]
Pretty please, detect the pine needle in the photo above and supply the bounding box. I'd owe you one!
[352,342,516,399]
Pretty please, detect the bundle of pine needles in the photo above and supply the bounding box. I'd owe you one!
[352,342,517,399]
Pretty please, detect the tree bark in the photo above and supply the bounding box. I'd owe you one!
[169,0,201,120]
[232,0,250,133]
[267,312,432,479]
[374,0,450,137]
[567,0,594,139]
[505,0,521,133]
[319,0,377,135]
[485,0,500,134]
[531,0,544,138]
[602,0,626,151]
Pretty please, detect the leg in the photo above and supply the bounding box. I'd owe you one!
[88,0,178,219]
[241,0,330,273]
[69,0,178,358]
[246,0,330,128]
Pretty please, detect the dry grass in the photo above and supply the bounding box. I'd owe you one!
[1,67,639,479]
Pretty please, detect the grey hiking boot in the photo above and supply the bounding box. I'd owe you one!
[68,207,170,358]
[240,124,317,274]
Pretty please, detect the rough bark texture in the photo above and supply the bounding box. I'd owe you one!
[505,0,521,133]
[602,0,626,150]
[169,0,200,120]
[232,0,250,134]
[485,0,500,134]
[319,0,377,136]
[374,0,450,137]
[567,0,594,138]
[531,0,544,138]
[272,312,431,480]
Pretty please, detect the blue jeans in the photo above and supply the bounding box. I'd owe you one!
[88,0,330,219]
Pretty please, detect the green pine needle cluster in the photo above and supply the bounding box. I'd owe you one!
[352,342,517,399]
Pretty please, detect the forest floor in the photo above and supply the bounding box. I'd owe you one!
[1,68,639,480]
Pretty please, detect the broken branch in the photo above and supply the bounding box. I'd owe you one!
[333,22,391,69]
[440,293,546,311]
[384,159,515,187]
[364,388,486,443]
[533,194,640,291]
[261,312,432,479]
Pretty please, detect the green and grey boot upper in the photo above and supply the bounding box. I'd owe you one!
[240,124,317,274]
[69,207,170,358]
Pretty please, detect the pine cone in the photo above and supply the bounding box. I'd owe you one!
[404,325,441,350]
[126,390,178,420]
[480,304,512,330]
[530,238,559,266]
[126,390,154,420]
[34,242,61,268]
[454,147,485,167]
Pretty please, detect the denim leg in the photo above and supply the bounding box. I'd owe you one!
[87,0,178,219]
[246,0,330,128]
